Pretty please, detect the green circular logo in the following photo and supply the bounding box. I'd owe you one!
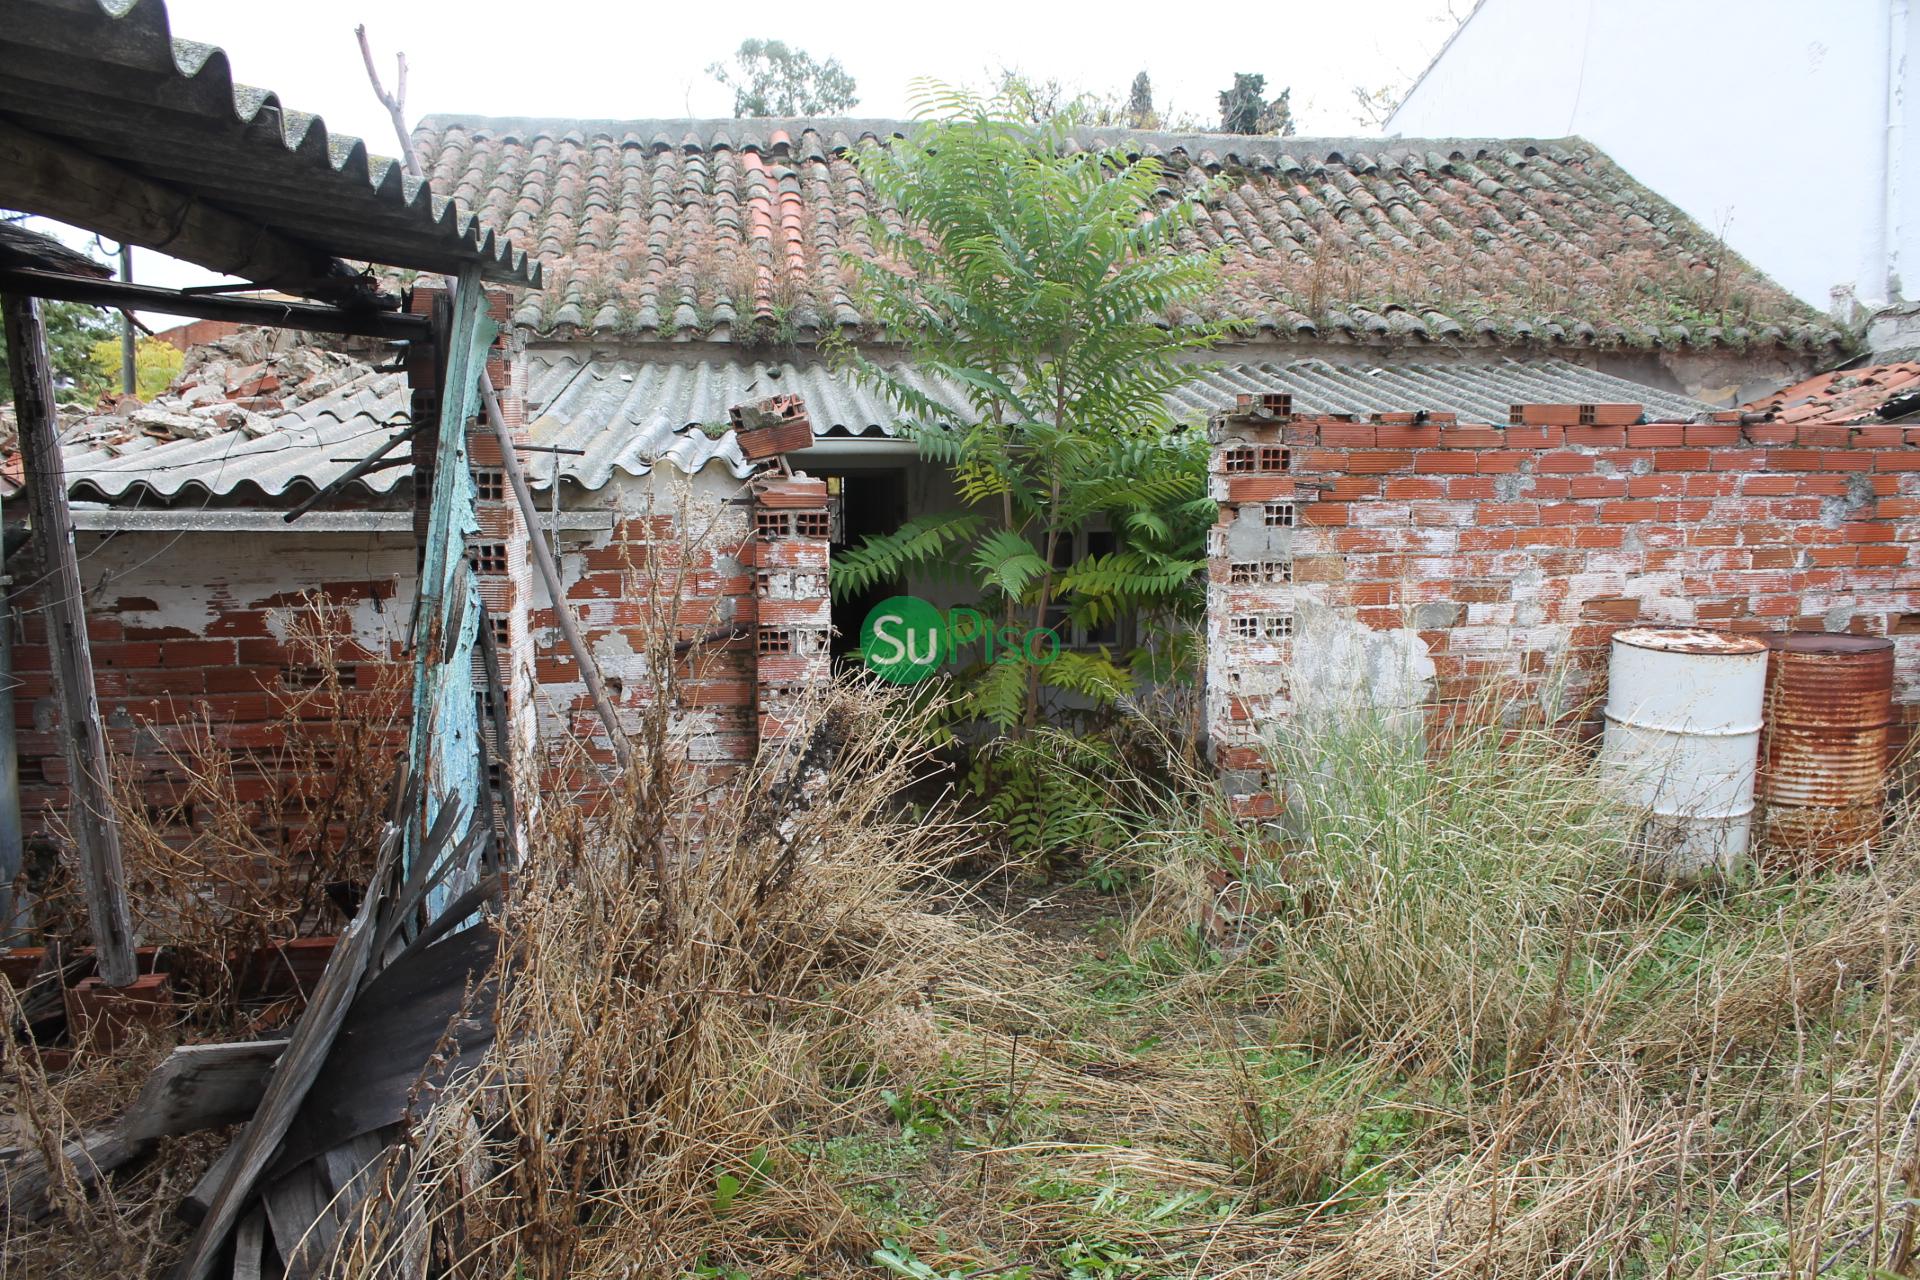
[860,595,947,684]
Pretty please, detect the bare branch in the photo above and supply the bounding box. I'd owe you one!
[353,24,422,178]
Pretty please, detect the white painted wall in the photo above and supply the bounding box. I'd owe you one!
[1389,0,1919,314]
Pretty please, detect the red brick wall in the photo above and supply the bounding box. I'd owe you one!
[11,566,411,848]
[753,474,833,743]
[151,317,247,353]
[11,468,841,853]
[1207,403,1920,813]
[530,468,835,795]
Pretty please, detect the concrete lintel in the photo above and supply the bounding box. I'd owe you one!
[67,506,617,534]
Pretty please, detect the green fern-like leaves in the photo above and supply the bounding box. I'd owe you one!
[971,530,1050,599]
[826,90,1231,739]
[829,513,984,600]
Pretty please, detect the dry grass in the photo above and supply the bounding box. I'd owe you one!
[9,642,1920,1278]
[328,680,1041,1278]
[86,596,400,1021]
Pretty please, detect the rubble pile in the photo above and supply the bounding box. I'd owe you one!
[0,328,391,458]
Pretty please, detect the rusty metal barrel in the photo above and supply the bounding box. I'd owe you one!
[1757,633,1895,865]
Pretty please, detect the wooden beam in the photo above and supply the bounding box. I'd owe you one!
[0,292,136,988]
[4,1039,286,1217]
[0,268,429,342]
[0,117,352,298]
[172,825,394,1280]
[481,372,631,770]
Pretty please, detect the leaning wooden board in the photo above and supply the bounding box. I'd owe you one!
[169,824,394,1280]
[3,1038,286,1218]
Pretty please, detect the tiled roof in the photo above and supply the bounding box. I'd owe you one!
[414,115,1839,353]
[56,354,1709,504]
[1740,362,1920,425]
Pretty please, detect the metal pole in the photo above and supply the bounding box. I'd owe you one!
[476,374,630,769]
[118,244,135,396]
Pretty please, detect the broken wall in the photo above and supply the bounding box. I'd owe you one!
[1207,401,1920,816]
[526,463,833,797]
[10,529,414,846]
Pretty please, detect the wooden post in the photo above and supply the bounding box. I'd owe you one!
[2,292,136,987]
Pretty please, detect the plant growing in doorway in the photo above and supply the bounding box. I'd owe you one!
[827,85,1235,739]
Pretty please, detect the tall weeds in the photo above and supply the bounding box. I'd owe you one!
[106,598,404,1020]
[1105,705,1920,1278]
[331,682,1032,1278]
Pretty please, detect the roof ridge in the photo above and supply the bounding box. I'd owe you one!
[413,113,1585,157]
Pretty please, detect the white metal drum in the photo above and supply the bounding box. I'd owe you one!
[1600,627,1768,877]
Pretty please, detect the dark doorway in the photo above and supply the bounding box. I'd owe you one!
[825,468,909,660]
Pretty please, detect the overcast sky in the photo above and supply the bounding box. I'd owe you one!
[28,0,1465,310]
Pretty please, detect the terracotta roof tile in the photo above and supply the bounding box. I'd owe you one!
[1741,362,1920,424]
[414,116,1840,354]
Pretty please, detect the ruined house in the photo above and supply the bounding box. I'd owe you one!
[15,117,1877,839]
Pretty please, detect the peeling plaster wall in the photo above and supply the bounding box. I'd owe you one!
[11,530,415,842]
[11,448,845,843]
[533,465,757,785]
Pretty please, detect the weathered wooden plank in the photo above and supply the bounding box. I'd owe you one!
[122,1041,288,1143]
[273,1129,401,1280]
[263,1164,333,1280]
[0,1129,143,1219]
[2,291,134,987]
[0,117,343,292]
[170,825,396,1280]
[404,264,491,915]
[4,1038,285,1217]
[0,268,428,341]
[177,1138,237,1225]
[271,925,496,1177]
[231,1207,266,1280]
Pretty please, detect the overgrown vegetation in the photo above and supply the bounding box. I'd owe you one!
[7,597,404,1034]
[707,37,860,116]
[86,334,181,401]
[0,298,116,405]
[9,651,1920,1278]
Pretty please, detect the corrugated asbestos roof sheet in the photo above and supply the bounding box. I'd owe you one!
[60,355,1709,505]
[414,114,1836,352]
[1740,362,1920,425]
[1,0,537,287]
[64,373,412,503]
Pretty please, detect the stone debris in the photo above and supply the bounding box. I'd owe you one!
[0,327,389,460]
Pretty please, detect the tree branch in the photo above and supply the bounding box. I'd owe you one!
[354,25,422,179]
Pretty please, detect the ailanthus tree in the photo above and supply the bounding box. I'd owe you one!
[829,86,1236,735]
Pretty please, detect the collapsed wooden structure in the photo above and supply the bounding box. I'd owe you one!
[0,0,545,1272]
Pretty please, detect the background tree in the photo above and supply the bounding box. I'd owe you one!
[0,213,117,404]
[993,69,1203,131]
[1126,71,1156,129]
[707,39,858,116]
[1217,72,1295,136]
[829,87,1236,739]
[88,334,181,400]
[992,68,1072,125]
[1352,83,1401,129]
[0,299,116,405]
